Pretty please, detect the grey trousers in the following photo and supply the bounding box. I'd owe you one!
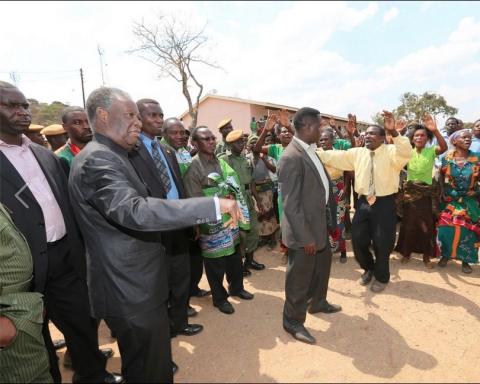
[283,245,332,332]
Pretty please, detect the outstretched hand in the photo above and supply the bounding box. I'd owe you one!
[345,113,356,134]
[278,109,291,128]
[381,110,395,132]
[395,119,407,133]
[422,114,438,132]
[329,116,336,128]
[264,114,277,132]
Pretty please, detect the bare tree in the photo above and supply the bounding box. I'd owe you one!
[128,13,221,129]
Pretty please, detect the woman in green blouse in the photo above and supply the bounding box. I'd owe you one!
[394,114,447,269]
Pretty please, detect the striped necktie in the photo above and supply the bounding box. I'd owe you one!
[151,139,172,193]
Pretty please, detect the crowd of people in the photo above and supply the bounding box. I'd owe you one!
[1,79,479,383]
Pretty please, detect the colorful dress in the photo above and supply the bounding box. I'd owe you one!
[324,155,346,254]
[436,151,480,263]
[267,144,286,228]
[247,153,278,237]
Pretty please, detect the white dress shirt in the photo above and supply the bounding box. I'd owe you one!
[293,136,329,203]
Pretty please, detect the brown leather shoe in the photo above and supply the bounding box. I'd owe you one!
[401,256,409,264]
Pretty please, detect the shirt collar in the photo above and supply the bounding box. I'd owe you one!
[293,136,316,152]
[0,134,31,149]
[139,133,158,149]
[198,152,219,165]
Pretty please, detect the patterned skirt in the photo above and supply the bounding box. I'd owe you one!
[329,177,346,253]
[437,197,480,263]
[255,181,279,237]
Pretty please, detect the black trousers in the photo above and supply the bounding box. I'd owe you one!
[163,229,190,334]
[283,246,332,332]
[203,244,244,306]
[352,195,397,283]
[188,238,204,299]
[42,236,106,383]
[105,303,172,383]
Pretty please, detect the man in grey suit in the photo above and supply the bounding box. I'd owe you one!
[69,87,243,383]
[277,107,342,345]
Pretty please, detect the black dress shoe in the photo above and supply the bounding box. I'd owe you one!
[230,289,254,300]
[285,328,316,344]
[360,270,374,286]
[172,362,179,375]
[194,289,211,297]
[171,324,203,337]
[214,301,235,314]
[72,371,125,383]
[319,304,342,314]
[187,305,198,317]
[244,259,265,270]
[53,339,66,350]
[101,348,114,359]
[104,373,125,384]
[243,267,252,277]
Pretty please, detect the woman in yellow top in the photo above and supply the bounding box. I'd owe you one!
[394,114,447,269]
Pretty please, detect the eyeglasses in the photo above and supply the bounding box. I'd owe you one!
[195,136,217,142]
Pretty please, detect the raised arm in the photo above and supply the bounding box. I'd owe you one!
[382,110,413,168]
[254,115,277,155]
[423,114,447,155]
[329,116,344,140]
[277,109,295,135]
[345,114,357,148]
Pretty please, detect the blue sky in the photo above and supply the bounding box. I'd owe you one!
[1,1,479,127]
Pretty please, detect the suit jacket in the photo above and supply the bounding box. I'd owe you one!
[129,140,186,199]
[68,133,216,318]
[0,143,86,293]
[277,138,337,251]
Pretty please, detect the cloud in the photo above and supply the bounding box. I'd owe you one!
[458,62,480,76]
[421,1,435,12]
[383,7,399,23]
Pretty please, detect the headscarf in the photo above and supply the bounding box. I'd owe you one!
[449,129,471,144]
[247,134,259,147]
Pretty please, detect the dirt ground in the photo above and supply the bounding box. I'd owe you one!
[50,219,480,383]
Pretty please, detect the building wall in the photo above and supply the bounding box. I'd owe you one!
[181,98,252,139]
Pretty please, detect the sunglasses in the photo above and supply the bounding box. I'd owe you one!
[195,136,217,142]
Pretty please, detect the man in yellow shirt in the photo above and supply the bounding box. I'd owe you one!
[317,111,412,293]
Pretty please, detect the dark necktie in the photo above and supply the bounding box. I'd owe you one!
[151,139,172,193]
[366,151,376,205]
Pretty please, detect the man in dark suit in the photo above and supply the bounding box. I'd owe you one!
[277,107,342,345]
[0,81,121,383]
[69,87,242,383]
[129,98,203,341]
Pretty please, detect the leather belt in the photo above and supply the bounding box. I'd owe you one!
[0,276,33,295]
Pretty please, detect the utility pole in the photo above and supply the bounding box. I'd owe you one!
[80,68,86,108]
[98,45,106,87]
[9,71,20,86]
